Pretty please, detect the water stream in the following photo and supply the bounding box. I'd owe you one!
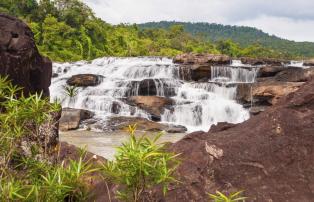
[50,57,259,132]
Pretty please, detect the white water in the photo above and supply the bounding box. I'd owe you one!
[50,57,256,132]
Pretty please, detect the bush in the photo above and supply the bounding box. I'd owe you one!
[102,125,180,202]
[0,76,98,201]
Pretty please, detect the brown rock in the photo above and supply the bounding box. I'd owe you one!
[124,96,174,120]
[274,67,314,82]
[67,74,102,87]
[240,57,288,66]
[304,59,314,66]
[174,53,231,65]
[0,14,52,97]
[105,116,168,132]
[237,81,304,105]
[209,122,236,133]
[151,77,314,202]
[257,66,285,77]
[59,108,94,131]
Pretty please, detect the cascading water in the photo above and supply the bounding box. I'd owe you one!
[50,57,257,132]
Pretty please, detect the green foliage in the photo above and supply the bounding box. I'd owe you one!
[209,191,247,202]
[140,21,314,59]
[1,1,310,61]
[102,125,180,202]
[0,77,98,201]
[63,85,79,98]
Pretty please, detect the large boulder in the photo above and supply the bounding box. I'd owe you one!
[123,96,174,121]
[304,59,314,66]
[237,81,304,105]
[274,67,314,82]
[240,57,288,66]
[174,53,231,65]
[257,66,285,77]
[151,78,314,202]
[127,79,177,97]
[105,116,169,132]
[59,108,94,131]
[0,14,52,97]
[67,74,102,87]
[174,54,231,81]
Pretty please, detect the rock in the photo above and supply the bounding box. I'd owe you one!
[110,101,122,114]
[52,73,59,78]
[174,53,231,81]
[166,125,187,133]
[304,59,314,66]
[150,78,314,202]
[67,74,102,87]
[249,106,268,115]
[123,96,174,121]
[237,81,304,105]
[59,108,94,131]
[127,79,177,97]
[274,67,314,82]
[0,14,52,97]
[257,66,285,77]
[240,57,288,66]
[174,53,231,65]
[209,122,236,133]
[105,116,169,132]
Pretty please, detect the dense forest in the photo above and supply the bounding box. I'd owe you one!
[140,21,314,59]
[0,0,312,62]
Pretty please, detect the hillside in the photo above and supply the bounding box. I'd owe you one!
[139,21,314,59]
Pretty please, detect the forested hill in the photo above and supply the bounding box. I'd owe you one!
[139,21,314,58]
[1,0,313,62]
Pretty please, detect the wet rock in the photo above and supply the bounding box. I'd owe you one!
[166,125,187,133]
[0,14,52,97]
[123,96,174,121]
[105,116,168,132]
[67,74,103,87]
[127,79,177,97]
[174,53,231,65]
[59,108,94,131]
[240,57,288,66]
[257,66,285,77]
[304,59,314,66]
[110,101,122,114]
[274,67,314,82]
[174,53,231,81]
[237,81,304,105]
[52,73,59,78]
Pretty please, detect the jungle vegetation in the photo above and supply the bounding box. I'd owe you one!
[1,0,312,62]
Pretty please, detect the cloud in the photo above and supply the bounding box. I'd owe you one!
[236,15,314,42]
[83,0,314,42]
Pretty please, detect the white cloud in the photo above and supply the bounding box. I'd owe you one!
[236,15,314,42]
[83,0,314,42]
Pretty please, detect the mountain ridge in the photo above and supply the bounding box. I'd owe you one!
[139,21,314,58]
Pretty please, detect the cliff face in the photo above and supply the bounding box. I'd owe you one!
[0,14,52,97]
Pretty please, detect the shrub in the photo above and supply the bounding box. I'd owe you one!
[102,125,180,202]
[0,76,98,201]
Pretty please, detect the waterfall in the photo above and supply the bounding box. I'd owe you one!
[50,57,256,132]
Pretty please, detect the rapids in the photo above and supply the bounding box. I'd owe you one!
[50,57,260,132]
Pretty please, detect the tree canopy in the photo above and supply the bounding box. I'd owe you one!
[1,0,310,62]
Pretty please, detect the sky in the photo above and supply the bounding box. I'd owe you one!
[83,0,314,42]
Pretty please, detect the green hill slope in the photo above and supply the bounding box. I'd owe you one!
[139,21,314,58]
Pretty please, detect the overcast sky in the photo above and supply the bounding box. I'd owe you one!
[83,0,314,42]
